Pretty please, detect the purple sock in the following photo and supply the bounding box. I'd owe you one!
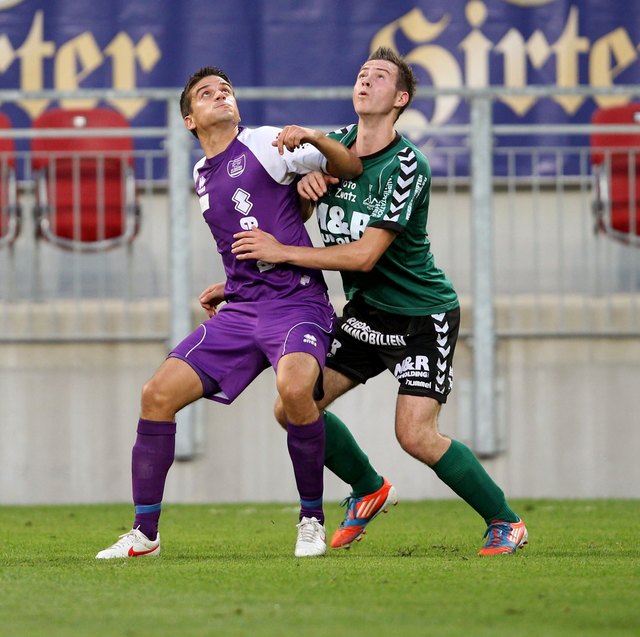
[131,418,176,540]
[287,415,325,524]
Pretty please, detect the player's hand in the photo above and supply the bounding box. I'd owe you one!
[297,171,339,201]
[272,125,320,154]
[231,228,287,263]
[199,281,226,318]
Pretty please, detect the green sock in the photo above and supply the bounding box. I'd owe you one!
[431,439,518,525]
[323,410,383,497]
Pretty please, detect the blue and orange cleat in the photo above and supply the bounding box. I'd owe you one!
[478,518,528,556]
[330,477,398,549]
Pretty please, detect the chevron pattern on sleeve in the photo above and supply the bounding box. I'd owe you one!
[384,147,417,221]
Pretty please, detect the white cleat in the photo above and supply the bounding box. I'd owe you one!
[294,516,326,557]
[96,527,160,559]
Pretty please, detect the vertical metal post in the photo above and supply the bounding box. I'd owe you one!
[167,96,197,460]
[469,94,497,457]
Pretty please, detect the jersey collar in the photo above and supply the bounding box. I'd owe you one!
[356,132,403,161]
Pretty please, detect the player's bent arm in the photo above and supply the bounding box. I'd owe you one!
[312,133,362,180]
[232,226,395,272]
[275,126,362,179]
[199,281,226,318]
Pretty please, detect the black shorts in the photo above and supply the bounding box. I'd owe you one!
[326,296,460,403]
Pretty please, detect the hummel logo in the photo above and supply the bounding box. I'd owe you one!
[232,188,253,215]
[303,334,317,347]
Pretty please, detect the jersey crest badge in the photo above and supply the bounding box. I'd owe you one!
[227,154,246,178]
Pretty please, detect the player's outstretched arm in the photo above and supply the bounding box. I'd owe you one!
[231,226,395,273]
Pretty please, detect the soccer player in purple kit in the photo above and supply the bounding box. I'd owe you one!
[96,66,362,559]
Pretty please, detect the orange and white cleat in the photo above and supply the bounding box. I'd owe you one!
[478,518,528,556]
[330,477,398,549]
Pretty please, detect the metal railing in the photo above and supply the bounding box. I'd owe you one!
[1,86,640,458]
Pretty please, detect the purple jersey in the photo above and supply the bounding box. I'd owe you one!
[193,126,328,302]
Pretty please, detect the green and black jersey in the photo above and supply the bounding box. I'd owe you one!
[322,125,458,316]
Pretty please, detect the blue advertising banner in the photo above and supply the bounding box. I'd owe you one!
[1,0,640,172]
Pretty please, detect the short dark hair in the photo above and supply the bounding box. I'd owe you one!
[180,66,233,137]
[367,47,417,117]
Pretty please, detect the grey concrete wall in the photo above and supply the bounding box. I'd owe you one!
[1,330,638,505]
[2,187,638,505]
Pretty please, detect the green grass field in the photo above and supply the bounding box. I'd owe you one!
[1,499,638,637]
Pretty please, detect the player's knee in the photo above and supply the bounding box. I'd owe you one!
[276,377,311,410]
[276,353,319,398]
[395,419,439,458]
[395,425,419,455]
[273,398,288,429]
[141,377,173,414]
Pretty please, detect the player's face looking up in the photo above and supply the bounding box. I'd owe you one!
[184,75,241,136]
[353,60,409,120]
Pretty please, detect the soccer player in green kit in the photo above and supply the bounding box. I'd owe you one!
[232,47,528,555]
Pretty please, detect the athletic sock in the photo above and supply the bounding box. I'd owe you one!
[287,415,325,524]
[131,418,176,540]
[431,439,518,525]
[323,410,383,497]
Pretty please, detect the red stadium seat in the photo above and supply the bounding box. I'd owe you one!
[590,104,640,246]
[31,108,140,251]
[0,112,20,248]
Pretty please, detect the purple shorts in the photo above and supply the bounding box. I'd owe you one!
[169,292,335,405]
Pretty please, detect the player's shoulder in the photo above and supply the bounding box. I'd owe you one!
[369,136,430,188]
[327,124,357,144]
[192,155,207,181]
[394,136,430,176]
[235,125,283,164]
[236,125,304,183]
[237,125,280,146]
[395,135,427,161]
